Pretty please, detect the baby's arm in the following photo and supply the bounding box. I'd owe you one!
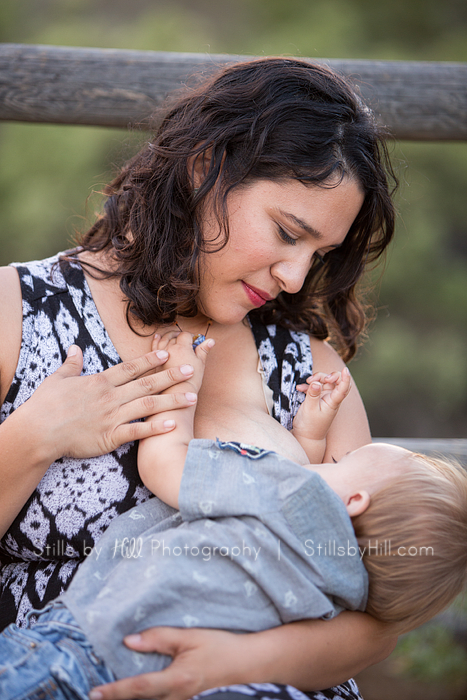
[137,331,214,508]
[292,367,351,464]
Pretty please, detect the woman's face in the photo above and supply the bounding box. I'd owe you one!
[197,177,364,325]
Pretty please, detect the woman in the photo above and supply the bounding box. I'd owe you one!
[0,58,397,700]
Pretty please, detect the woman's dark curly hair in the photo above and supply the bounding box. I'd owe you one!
[77,57,397,361]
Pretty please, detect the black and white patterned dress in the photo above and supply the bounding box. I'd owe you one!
[0,253,362,700]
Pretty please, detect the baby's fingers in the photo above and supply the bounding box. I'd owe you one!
[298,372,334,394]
[322,371,341,385]
[306,372,330,384]
[307,381,323,398]
[152,330,181,352]
[194,337,215,362]
[324,367,352,410]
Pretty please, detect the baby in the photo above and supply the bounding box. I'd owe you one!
[0,332,466,700]
[137,330,355,507]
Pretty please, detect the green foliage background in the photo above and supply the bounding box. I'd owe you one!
[1,0,467,439]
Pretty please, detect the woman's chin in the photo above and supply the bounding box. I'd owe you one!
[212,313,249,326]
[200,302,250,326]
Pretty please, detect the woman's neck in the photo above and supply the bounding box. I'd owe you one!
[78,249,226,360]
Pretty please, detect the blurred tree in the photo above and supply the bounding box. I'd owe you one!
[351,142,467,437]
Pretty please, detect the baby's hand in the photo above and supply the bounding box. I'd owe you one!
[153,330,215,395]
[293,367,351,444]
[298,367,351,410]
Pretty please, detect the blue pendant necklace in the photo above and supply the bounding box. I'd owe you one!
[175,320,212,349]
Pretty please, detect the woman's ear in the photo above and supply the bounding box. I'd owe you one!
[188,147,213,189]
[345,490,370,517]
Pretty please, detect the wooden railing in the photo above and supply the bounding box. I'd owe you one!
[1,44,467,140]
[1,44,466,462]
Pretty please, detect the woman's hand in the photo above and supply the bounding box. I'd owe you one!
[25,344,198,462]
[90,626,256,700]
[89,615,397,700]
[0,344,197,537]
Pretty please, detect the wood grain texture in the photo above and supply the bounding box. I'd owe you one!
[1,44,466,140]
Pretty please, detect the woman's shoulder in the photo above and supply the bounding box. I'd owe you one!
[308,336,346,373]
[0,263,21,293]
[0,264,22,314]
[7,252,70,300]
[0,266,23,405]
[0,252,71,406]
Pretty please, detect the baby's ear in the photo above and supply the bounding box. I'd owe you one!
[345,490,370,517]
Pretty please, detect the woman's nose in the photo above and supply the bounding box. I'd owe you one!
[271,256,312,295]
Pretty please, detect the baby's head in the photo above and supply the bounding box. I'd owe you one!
[346,445,467,633]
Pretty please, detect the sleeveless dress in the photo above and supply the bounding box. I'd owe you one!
[0,253,363,700]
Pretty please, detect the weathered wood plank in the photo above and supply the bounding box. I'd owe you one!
[0,44,466,140]
[373,438,467,465]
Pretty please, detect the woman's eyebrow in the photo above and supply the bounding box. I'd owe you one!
[279,210,342,248]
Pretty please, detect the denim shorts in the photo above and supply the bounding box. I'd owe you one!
[0,600,115,700]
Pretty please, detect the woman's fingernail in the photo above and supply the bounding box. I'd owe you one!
[163,420,175,429]
[343,367,350,376]
[156,350,168,360]
[89,691,103,700]
[125,633,142,645]
[206,339,215,348]
[67,345,78,357]
[180,364,194,376]
[185,392,197,403]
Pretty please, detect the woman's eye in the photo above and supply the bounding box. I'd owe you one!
[278,226,297,246]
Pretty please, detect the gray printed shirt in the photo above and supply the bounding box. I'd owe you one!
[63,440,368,680]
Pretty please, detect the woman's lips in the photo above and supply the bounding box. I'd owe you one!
[242,282,273,307]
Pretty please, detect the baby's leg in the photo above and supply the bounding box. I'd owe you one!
[292,368,351,464]
[0,604,114,699]
[137,331,214,507]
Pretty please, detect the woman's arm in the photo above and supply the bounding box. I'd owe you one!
[0,267,198,538]
[89,613,397,700]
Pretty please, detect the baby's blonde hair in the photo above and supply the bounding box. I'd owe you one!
[352,453,467,634]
